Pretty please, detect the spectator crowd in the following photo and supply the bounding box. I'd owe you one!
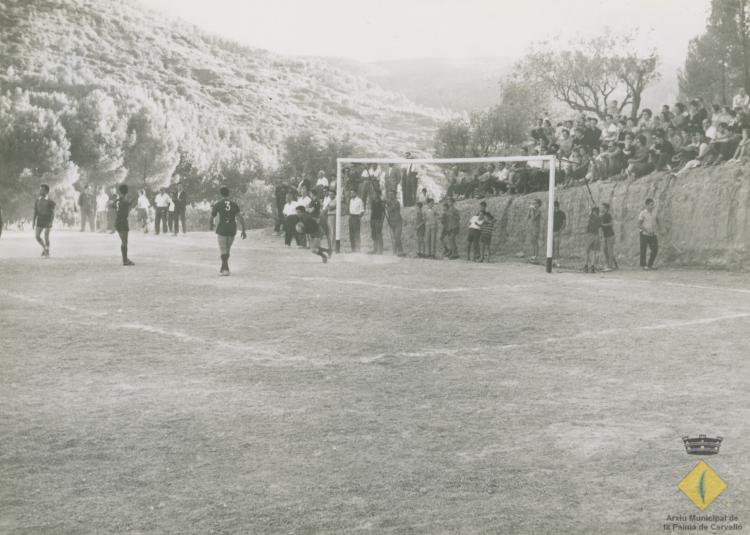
[448,89,750,198]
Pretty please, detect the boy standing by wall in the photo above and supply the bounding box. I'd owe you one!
[479,201,496,263]
[552,201,566,268]
[638,198,660,270]
[600,202,616,271]
[415,201,426,258]
[467,208,483,262]
[584,206,601,273]
[527,199,542,263]
[424,198,439,259]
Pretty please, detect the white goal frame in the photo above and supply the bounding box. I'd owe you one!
[335,155,557,273]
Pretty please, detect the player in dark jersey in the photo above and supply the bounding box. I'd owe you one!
[114,184,136,266]
[294,205,330,263]
[33,184,56,258]
[210,186,247,276]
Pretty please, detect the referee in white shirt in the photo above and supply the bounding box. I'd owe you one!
[348,189,365,252]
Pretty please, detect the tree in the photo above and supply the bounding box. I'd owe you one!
[61,89,127,187]
[519,32,659,120]
[680,0,750,103]
[279,131,357,180]
[434,119,471,158]
[122,103,178,188]
[0,90,71,219]
[492,79,548,146]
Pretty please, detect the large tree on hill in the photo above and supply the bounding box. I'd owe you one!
[0,91,71,219]
[518,32,659,120]
[123,103,178,188]
[61,89,127,187]
[680,0,750,104]
[280,131,357,180]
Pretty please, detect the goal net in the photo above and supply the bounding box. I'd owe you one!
[334,155,558,273]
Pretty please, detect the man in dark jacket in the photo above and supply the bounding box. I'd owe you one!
[173,182,188,235]
[385,192,405,257]
[78,184,95,232]
[369,189,385,254]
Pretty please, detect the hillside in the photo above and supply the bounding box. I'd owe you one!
[331,55,682,115]
[0,0,448,205]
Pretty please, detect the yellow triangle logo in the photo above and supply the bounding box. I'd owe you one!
[678,461,727,511]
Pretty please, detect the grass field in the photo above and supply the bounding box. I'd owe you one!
[2,229,750,534]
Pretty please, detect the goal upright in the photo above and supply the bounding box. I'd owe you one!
[334,155,557,273]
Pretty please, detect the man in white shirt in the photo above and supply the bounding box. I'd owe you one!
[348,189,365,252]
[315,170,329,189]
[153,187,171,235]
[96,188,109,231]
[282,191,300,246]
[136,190,151,233]
[297,185,312,212]
[733,88,750,110]
[638,198,660,270]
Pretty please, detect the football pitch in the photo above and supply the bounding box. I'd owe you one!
[2,230,749,534]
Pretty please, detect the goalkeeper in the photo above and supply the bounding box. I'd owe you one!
[295,206,330,263]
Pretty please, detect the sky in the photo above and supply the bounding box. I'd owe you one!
[139,0,711,63]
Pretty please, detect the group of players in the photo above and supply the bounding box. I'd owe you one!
[29,184,249,275]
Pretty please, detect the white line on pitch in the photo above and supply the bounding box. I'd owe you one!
[0,291,109,318]
[289,276,531,293]
[360,312,750,362]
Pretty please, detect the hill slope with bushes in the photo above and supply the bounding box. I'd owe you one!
[0,0,447,217]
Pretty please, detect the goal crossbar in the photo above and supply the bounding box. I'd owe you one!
[334,155,557,273]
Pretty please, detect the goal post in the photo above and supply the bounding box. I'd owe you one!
[335,155,557,273]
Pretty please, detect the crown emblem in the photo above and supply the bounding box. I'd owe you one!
[682,435,723,455]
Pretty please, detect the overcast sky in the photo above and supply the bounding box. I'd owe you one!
[140,0,710,63]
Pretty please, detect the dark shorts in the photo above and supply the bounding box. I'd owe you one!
[36,218,52,229]
[115,222,129,232]
[468,228,481,242]
[480,234,492,245]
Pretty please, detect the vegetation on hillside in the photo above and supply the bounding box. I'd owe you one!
[0,0,446,219]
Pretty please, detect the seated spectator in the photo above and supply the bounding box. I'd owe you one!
[704,123,741,165]
[626,134,652,179]
[660,104,673,124]
[704,118,717,141]
[584,117,602,147]
[650,129,674,171]
[542,119,555,141]
[729,128,750,162]
[531,119,547,144]
[667,126,685,152]
[601,115,619,143]
[558,129,574,158]
[714,105,734,127]
[621,132,636,162]
[617,118,632,142]
[675,135,711,175]
[671,132,703,169]
[688,100,707,134]
[638,108,656,147]
[496,163,510,193]
[602,140,624,177]
[671,102,690,132]
[606,99,619,118]
[587,147,608,181]
[733,87,750,110]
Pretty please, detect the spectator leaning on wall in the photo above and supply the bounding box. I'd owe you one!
[638,198,660,270]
